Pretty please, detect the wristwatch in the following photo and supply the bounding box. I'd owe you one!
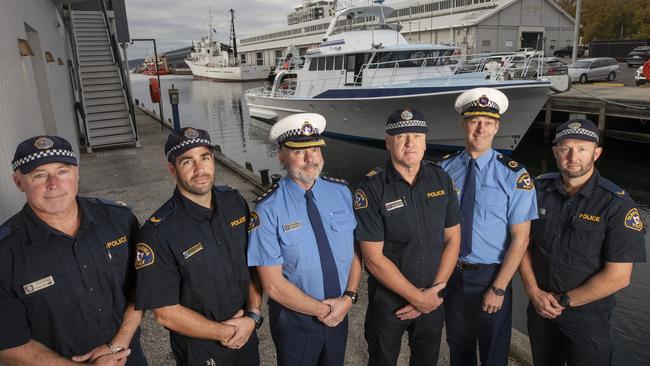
[343,291,358,304]
[491,286,506,296]
[106,342,123,354]
[558,292,572,308]
[245,310,264,329]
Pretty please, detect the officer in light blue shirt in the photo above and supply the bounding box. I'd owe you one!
[439,87,538,366]
[247,113,361,366]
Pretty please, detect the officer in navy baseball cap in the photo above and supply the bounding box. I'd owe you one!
[553,118,600,145]
[385,108,429,135]
[164,127,214,162]
[11,135,78,174]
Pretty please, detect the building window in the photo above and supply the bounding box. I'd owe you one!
[240,54,246,64]
[275,49,283,65]
[482,40,491,47]
[256,52,264,66]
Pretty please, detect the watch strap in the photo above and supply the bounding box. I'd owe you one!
[245,310,264,329]
[491,286,506,296]
[343,290,358,304]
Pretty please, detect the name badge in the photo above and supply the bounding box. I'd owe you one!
[385,198,405,211]
[283,221,301,232]
[183,242,204,259]
[23,275,55,295]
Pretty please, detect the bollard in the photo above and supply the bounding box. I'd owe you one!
[134,98,140,106]
[259,169,270,186]
[245,162,253,171]
[271,173,281,185]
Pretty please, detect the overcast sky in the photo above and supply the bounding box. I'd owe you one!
[124,0,396,58]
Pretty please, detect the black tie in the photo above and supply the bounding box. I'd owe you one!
[305,189,341,299]
[460,158,476,257]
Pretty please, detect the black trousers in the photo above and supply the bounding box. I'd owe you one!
[269,299,348,366]
[527,303,613,366]
[444,264,512,366]
[365,306,444,366]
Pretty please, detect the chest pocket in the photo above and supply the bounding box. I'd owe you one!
[278,224,309,272]
[380,204,411,249]
[16,271,77,329]
[569,219,605,257]
[94,236,131,287]
[179,242,225,286]
[475,185,508,221]
[329,214,355,261]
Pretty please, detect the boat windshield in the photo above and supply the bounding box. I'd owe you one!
[570,60,592,68]
[369,49,456,68]
[329,22,397,36]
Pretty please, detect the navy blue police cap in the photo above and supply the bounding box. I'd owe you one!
[11,136,78,174]
[385,108,429,135]
[553,119,600,144]
[165,127,215,161]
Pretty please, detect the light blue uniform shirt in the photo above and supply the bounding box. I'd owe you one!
[440,149,538,264]
[247,176,356,300]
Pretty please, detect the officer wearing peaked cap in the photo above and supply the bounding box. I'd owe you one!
[354,108,461,366]
[439,88,538,366]
[0,136,147,365]
[135,127,262,366]
[520,119,646,366]
[247,113,361,366]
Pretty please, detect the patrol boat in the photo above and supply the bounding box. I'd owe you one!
[245,3,566,153]
[185,9,270,81]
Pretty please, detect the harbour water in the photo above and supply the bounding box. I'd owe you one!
[130,73,650,365]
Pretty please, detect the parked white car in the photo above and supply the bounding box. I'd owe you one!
[636,66,647,86]
[568,57,620,84]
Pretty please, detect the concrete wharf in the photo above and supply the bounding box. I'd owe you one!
[540,84,650,143]
[77,107,529,365]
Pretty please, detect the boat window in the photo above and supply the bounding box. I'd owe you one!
[346,55,356,72]
[318,57,326,71]
[309,58,317,71]
[326,56,334,70]
[335,56,343,70]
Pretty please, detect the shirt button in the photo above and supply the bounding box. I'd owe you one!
[82,264,88,269]
[421,257,425,260]
[97,307,103,312]
[89,287,94,292]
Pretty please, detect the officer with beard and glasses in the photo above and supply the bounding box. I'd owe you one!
[247,113,361,366]
[134,127,262,366]
[519,119,646,366]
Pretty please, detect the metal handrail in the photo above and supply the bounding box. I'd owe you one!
[67,10,90,148]
[98,0,138,140]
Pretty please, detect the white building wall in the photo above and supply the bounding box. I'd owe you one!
[0,0,78,222]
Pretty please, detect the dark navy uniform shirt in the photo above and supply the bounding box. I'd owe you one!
[134,186,252,365]
[531,171,646,310]
[353,161,460,316]
[0,198,139,358]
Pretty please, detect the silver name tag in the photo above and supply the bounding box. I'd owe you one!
[183,242,204,259]
[385,198,405,211]
[283,221,301,232]
[23,275,55,295]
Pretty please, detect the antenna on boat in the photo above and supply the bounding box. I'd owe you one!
[208,7,213,48]
[229,9,238,62]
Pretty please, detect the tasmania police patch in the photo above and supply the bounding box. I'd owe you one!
[625,208,644,232]
[354,189,368,210]
[135,243,155,269]
[248,211,260,231]
[516,172,534,190]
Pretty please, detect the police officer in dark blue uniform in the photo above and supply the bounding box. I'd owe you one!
[247,113,361,366]
[134,127,262,366]
[354,108,461,366]
[519,119,647,366]
[0,136,146,366]
[439,88,538,366]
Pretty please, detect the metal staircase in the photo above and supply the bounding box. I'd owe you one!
[70,10,138,151]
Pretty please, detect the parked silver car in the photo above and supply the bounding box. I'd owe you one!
[568,57,619,84]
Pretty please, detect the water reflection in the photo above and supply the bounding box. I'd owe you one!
[129,73,649,365]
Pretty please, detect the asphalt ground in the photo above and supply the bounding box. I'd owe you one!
[77,108,526,365]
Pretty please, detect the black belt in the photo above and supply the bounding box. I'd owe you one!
[456,261,483,271]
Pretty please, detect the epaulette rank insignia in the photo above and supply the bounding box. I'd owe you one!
[497,154,524,172]
[598,178,627,198]
[253,183,279,204]
[321,176,348,185]
[148,202,174,225]
[0,223,13,241]
[536,172,560,180]
[90,197,131,209]
[216,185,237,192]
[365,166,383,179]
[439,150,462,161]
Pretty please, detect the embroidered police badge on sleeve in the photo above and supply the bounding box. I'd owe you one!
[354,189,368,210]
[516,172,534,190]
[624,208,644,232]
[248,211,261,231]
[135,243,155,269]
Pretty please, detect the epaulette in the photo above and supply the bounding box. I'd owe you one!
[253,183,279,204]
[0,222,14,241]
[364,166,384,179]
[321,176,348,185]
[215,184,237,192]
[496,154,524,172]
[147,200,175,225]
[536,172,560,180]
[439,150,462,161]
[87,197,131,210]
[598,177,627,198]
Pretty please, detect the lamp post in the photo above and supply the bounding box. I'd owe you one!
[571,0,582,63]
[131,38,164,130]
